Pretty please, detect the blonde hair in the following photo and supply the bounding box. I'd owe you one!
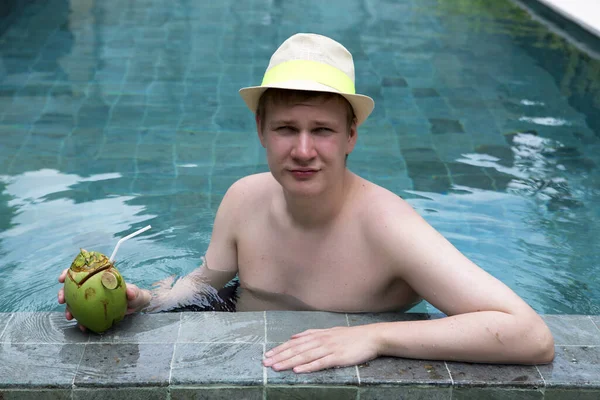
[256,89,356,133]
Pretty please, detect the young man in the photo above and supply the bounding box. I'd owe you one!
[58,33,554,373]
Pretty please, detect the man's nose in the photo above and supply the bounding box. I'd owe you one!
[291,131,316,160]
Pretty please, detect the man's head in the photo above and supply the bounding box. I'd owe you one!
[239,33,374,127]
[238,33,374,198]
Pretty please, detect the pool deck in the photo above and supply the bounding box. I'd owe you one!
[514,0,600,59]
[534,0,600,38]
[1,311,599,399]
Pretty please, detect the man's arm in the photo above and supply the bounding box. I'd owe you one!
[263,197,554,373]
[58,179,243,322]
[140,179,244,312]
[368,203,554,364]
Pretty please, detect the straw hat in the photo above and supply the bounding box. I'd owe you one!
[239,33,375,126]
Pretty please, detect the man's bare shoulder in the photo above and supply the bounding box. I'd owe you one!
[354,177,420,222]
[353,177,431,258]
[223,172,277,210]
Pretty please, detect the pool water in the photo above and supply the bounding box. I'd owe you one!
[0,0,599,314]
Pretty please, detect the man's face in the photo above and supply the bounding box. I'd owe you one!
[257,96,357,198]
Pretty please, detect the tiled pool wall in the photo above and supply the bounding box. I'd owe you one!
[0,311,599,399]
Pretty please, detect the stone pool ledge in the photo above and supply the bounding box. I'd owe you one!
[0,312,599,399]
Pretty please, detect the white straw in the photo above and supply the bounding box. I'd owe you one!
[109,225,151,262]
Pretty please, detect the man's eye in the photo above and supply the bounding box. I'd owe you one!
[315,127,332,134]
[276,126,294,132]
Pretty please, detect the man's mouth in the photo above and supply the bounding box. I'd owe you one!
[289,168,319,178]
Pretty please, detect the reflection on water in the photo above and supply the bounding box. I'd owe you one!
[0,169,159,312]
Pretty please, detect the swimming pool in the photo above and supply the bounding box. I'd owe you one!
[0,0,598,315]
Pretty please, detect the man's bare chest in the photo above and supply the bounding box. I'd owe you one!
[234,226,408,311]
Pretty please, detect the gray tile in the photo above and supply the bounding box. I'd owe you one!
[266,386,357,400]
[0,312,89,343]
[360,386,451,400]
[348,312,446,326]
[171,343,263,385]
[90,313,180,343]
[0,313,14,338]
[0,343,84,388]
[590,317,600,332]
[266,311,348,342]
[358,356,451,385]
[451,387,543,399]
[537,346,600,387]
[544,388,600,400]
[171,387,264,400]
[178,312,264,343]
[73,387,168,399]
[266,358,358,385]
[0,389,71,400]
[446,362,543,387]
[75,343,173,387]
[542,316,600,346]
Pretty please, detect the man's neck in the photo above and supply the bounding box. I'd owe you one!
[280,170,355,229]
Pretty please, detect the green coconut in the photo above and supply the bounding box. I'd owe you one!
[63,249,127,333]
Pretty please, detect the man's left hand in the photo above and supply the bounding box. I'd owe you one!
[263,325,380,373]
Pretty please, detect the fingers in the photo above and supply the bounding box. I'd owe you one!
[125,284,151,314]
[264,341,334,373]
[264,333,333,372]
[125,283,139,301]
[58,268,67,283]
[57,287,65,304]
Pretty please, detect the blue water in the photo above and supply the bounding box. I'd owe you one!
[0,0,599,314]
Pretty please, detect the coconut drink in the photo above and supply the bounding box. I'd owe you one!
[63,249,127,333]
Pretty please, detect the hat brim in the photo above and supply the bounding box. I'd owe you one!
[239,81,374,126]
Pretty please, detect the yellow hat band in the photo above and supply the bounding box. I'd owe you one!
[261,60,356,94]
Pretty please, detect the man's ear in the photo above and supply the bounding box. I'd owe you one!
[256,114,266,147]
[346,119,358,154]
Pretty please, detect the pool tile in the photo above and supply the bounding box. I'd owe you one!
[170,387,263,400]
[382,77,408,87]
[265,311,348,342]
[170,343,263,385]
[359,386,451,400]
[347,312,446,326]
[75,343,173,387]
[0,343,84,388]
[589,316,600,332]
[73,387,169,400]
[429,118,465,134]
[266,360,358,385]
[451,174,495,191]
[358,356,451,385]
[412,88,440,98]
[0,313,14,339]
[90,313,180,344]
[544,388,600,400]
[451,387,544,399]
[266,386,357,400]
[178,311,264,343]
[537,346,600,387]
[542,316,600,346]
[446,362,543,387]
[0,312,88,343]
[0,389,71,399]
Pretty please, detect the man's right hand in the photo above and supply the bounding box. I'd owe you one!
[57,269,151,332]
